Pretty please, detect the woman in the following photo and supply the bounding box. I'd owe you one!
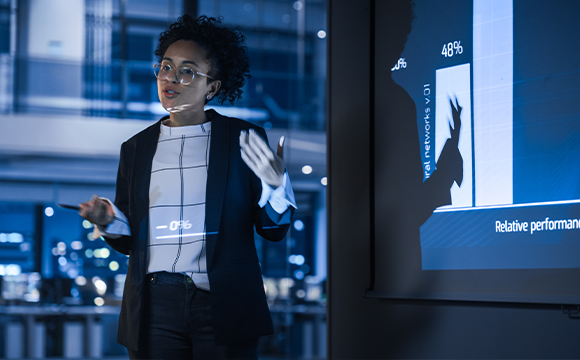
[79,15,296,359]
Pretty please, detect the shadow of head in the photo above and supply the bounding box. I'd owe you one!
[381,0,415,69]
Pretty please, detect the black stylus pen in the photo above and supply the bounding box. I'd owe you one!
[57,204,81,211]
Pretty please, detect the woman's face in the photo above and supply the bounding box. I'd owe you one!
[157,40,219,115]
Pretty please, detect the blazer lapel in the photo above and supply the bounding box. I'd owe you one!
[133,120,161,217]
[205,110,230,268]
[132,120,161,274]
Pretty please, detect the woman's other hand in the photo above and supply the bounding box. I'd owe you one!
[240,129,285,188]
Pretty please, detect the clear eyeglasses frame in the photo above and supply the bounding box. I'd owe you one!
[153,62,214,85]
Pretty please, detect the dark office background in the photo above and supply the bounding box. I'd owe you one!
[0,0,326,358]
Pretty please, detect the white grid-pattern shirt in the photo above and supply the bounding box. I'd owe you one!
[147,121,212,290]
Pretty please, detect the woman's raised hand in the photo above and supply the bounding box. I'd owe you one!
[239,129,285,188]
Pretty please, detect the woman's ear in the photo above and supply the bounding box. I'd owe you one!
[208,80,221,98]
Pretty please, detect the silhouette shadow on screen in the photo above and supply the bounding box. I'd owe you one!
[369,1,466,356]
[373,0,464,290]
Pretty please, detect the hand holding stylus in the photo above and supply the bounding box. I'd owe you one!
[79,195,114,227]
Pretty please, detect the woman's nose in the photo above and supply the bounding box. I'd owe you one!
[170,70,179,83]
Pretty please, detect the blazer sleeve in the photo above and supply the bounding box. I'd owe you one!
[103,141,133,255]
[251,127,295,242]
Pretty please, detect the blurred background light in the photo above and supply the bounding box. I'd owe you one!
[288,254,305,266]
[100,248,110,259]
[67,269,79,278]
[109,261,119,271]
[58,257,67,267]
[294,270,305,280]
[44,207,54,217]
[8,233,23,243]
[295,254,305,266]
[294,219,305,231]
[93,278,107,296]
[75,275,87,286]
[6,264,21,276]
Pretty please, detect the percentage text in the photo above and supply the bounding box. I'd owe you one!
[391,58,407,71]
[441,41,463,57]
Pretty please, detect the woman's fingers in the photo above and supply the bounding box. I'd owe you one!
[78,198,95,218]
[239,129,284,187]
[241,147,259,170]
[241,130,275,165]
[78,195,113,226]
[277,136,285,160]
[240,133,262,166]
[248,129,274,162]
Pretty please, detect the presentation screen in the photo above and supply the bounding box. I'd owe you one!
[370,0,580,304]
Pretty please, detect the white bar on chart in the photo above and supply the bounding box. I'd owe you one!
[473,0,513,206]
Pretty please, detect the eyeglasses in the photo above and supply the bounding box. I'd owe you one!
[153,62,214,85]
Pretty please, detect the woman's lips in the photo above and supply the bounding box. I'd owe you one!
[163,88,179,98]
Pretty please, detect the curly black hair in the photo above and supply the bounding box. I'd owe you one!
[155,15,250,105]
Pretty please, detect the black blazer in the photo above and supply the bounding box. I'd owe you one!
[105,109,293,350]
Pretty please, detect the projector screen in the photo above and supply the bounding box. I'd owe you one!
[369,0,580,304]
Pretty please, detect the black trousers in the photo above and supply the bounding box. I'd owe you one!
[128,271,259,360]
